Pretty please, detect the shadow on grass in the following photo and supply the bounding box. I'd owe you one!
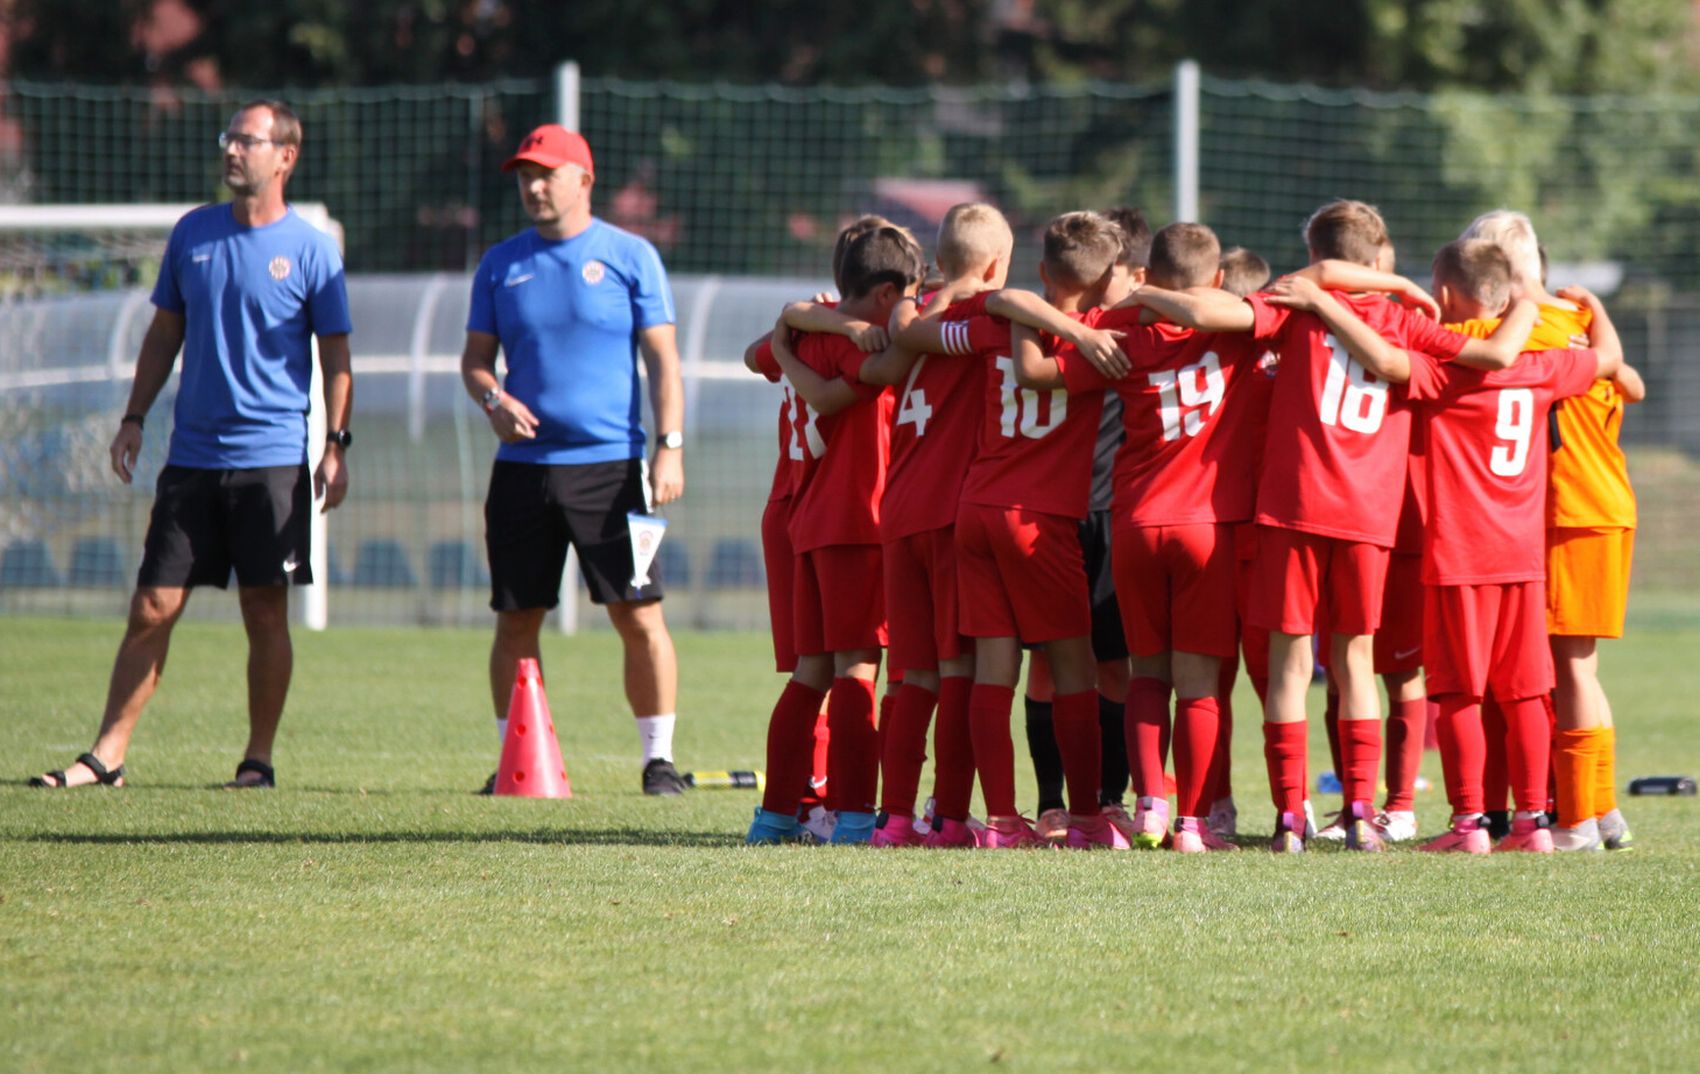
[16,828,742,848]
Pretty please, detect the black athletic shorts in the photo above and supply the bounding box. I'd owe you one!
[1079,508,1129,662]
[137,464,313,589]
[485,458,662,610]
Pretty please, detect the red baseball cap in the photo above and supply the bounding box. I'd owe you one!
[502,124,595,177]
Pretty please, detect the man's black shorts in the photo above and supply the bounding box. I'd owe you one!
[137,464,313,589]
[1079,508,1128,662]
[485,458,662,610]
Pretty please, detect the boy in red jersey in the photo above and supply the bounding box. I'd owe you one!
[957,211,1127,848]
[1269,241,1622,853]
[745,226,924,844]
[1018,221,1264,852]
[1127,200,1534,852]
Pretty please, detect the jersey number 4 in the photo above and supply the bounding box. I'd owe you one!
[994,356,1066,439]
[895,355,934,436]
[1150,351,1225,441]
[1317,334,1388,434]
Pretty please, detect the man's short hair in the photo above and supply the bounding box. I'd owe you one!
[832,215,895,294]
[237,99,302,149]
[1102,207,1153,270]
[1219,246,1272,297]
[1459,209,1543,289]
[1042,211,1122,291]
[1431,239,1513,312]
[1147,222,1221,290]
[1304,199,1388,266]
[840,225,925,299]
[936,203,1013,278]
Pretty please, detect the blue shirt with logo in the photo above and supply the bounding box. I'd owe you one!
[466,218,676,465]
[151,204,352,469]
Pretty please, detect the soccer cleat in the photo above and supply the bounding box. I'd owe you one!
[1172,816,1237,853]
[1311,808,1348,842]
[1483,809,1512,841]
[476,770,497,796]
[1036,807,1072,845]
[1598,808,1635,852]
[1419,815,1491,854]
[1206,796,1238,839]
[828,810,877,845]
[871,813,925,848]
[1066,812,1131,850]
[922,817,980,848]
[642,758,687,796]
[979,815,1046,849]
[1129,796,1170,849]
[745,807,801,845]
[1374,809,1418,841]
[1343,801,1385,852]
[1302,799,1318,840]
[1496,815,1554,854]
[1269,811,1305,854]
[1551,817,1603,853]
[799,804,836,844]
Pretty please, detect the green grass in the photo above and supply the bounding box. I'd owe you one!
[3,616,1699,1073]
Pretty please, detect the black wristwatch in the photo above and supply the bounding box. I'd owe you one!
[326,429,352,450]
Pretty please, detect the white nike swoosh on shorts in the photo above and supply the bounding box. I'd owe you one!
[1394,646,1420,661]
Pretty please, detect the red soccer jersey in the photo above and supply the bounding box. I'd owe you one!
[786,331,894,553]
[1055,308,1265,527]
[957,305,1107,520]
[1405,347,1598,585]
[752,339,801,505]
[879,293,1002,540]
[1247,291,1469,547]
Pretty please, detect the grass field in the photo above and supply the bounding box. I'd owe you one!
[3,615,1698,1073]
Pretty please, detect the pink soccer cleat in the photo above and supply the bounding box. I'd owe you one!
[1129,795,1170,849]
[922,817,981,848]
[1036,807,1071,846]
[1419,815,1492,854]
[979,815,1046,849]
[1066,812,1132,850]
[1269,811,1306,854]
[1343,801,1386,853]
[871,814,925,848]
[1172,816,1238,853]
[1496,815,1555,854]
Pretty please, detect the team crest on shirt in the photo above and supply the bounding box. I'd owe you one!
[269,256,292,281]
[581,260,606,285]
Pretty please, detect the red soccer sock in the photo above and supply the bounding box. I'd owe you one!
[1424,698,1440,751]
[1262,719,1309,819]
[1434,693,1486,817]
[930,676,976,820]
[760,680,828,814]
[969,683,1018,817]
[824,676,878,815]
[1481,695,1509,814]
[808,705,831,806]
[1173,696,1221,819]
[1323,691,1343,783]
[878,681,937,818]
[1051,690,1102,816]
[1383,697,1426,812]
[1339,716,1382,809]
[1501,695,1552,814]
[1124,676,1171,799]
[1210,662,1236,801]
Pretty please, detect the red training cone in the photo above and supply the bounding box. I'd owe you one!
[494,657,572,798]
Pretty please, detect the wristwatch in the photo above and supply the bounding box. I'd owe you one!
[657,431,684,450]
[480,386,503,413]
[326,429,352,449]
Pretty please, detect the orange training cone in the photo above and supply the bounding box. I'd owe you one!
[494,657,572,798]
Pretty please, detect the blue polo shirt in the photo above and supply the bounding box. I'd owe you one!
[151,204,352,469]
[466,218,676,465]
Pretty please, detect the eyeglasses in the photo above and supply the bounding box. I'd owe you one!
[218,132,278,150]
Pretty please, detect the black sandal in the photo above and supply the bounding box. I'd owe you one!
[30,751,125,789]
[225,758,276,789]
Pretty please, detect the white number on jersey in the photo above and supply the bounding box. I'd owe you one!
[895,355,934,436]
[1316,334,1388,434]
[995,355,1067,439]
[1150,351,1226,441]
[1489,387,1535,477]
[784,383,826,460]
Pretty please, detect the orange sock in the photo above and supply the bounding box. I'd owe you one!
[1554,728,1598,828]
[1595,726,1618,817]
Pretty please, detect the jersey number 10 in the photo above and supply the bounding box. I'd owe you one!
[994,356,1066,439]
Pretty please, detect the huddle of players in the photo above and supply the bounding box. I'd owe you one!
[742,195,1638,854]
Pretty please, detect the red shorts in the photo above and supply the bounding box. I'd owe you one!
[1113,522,1238,659]
[1236,524,1268,685]
[884,526,969,673]
[1372,553,1424,674]
[762,499,797,673]
[1423,581,1554,702]
[793,544,886,656]
[956,503,1090,643]
[1248,525,1389,637]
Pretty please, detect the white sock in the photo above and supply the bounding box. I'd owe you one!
[496,718,508,744]
[636,714,675,763]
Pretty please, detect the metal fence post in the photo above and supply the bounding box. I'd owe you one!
[1174,59,1200,223]
[555,61,581,131]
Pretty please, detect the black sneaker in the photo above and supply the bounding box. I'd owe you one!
[642,758,687,796]
[475,771,497,795]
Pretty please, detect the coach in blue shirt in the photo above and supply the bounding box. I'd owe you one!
[31,100,354,791]
[461,125,688,795]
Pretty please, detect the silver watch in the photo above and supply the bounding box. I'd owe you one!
[657,430,684,450]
